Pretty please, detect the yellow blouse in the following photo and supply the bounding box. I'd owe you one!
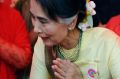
[30,27,120,79]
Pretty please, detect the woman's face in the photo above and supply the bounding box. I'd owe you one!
[30,0,69,47]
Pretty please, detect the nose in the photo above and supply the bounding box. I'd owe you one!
[32,18,43,33]
[34,25,42,33]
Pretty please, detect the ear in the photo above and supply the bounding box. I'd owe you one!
[68,16,78,30]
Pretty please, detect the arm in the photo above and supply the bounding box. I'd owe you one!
[30,37,49,79]
[108,36,120,79]
[0,10,31,69]
[0,37,31,69]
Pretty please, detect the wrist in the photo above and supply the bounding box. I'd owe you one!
[75,75,82,79]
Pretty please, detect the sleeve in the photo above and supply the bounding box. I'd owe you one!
[13,9,30,50]
[29,37,49,79]
[0,9,31,69]
[108,36,120,79]
[13,10,32,66]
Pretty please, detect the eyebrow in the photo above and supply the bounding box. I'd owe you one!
[29,11,49,22]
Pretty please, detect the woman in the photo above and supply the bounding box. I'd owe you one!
[29,0,120,79]
[0,1,32,79]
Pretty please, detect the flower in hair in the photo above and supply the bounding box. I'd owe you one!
[78,0,96,31]
[86,1,96,15]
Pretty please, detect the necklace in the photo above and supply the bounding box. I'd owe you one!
[54,31,83,62]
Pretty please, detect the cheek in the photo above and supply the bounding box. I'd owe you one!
[44,25,57,35]
[56,30,67,41]
[43,22,68,43]
[46,23,67,34]
[46,25,68,42]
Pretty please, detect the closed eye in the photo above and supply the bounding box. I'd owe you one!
[37,17,49,24]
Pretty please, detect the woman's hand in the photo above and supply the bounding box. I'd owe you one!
[52,58,83,79]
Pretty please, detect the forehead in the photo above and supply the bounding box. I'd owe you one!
[30,0,48,19]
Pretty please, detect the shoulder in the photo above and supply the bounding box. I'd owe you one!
[83,27,119,40]
[106,15,120,36]
[1,4,21,17]
[1,5,24,26]
[81,27,120,51]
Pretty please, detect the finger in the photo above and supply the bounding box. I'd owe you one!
[52,65,65,77]
[53,59,64,69]
[57,58,70,67]
[53,59,69,73]
[56,58,65,64]
[63,60,72,68]
[65,60,71,64]
[54,71,64,79]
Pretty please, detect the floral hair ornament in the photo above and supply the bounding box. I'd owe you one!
[86,0,96,15]
[78,0,96,31]
[59,0,96,31]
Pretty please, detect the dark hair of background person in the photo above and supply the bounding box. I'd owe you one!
[36,0,87,29]
[92,0,120,27]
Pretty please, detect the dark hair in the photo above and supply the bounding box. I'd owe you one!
[36,0,86,23]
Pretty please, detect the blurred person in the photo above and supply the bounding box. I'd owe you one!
[12,0,37,79]
[92,0,120,27]
[0,1,32,79]
[106,15,120,36]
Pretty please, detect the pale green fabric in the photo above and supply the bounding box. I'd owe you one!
[30,27,120,79]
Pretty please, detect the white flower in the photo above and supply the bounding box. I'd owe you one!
[89,1,96,8]
[78,1,96,31]
[78,22,89,31]
[86,1,96,15]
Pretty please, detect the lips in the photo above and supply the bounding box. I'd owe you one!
[38,33,51,41]
[41,37,49,41]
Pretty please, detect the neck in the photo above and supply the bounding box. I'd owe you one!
[60,28,81,50]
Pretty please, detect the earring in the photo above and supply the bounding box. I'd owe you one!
[68,27,72,31]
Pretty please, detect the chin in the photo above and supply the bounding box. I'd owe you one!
[42,39,59,47]
[44,41,55,47]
